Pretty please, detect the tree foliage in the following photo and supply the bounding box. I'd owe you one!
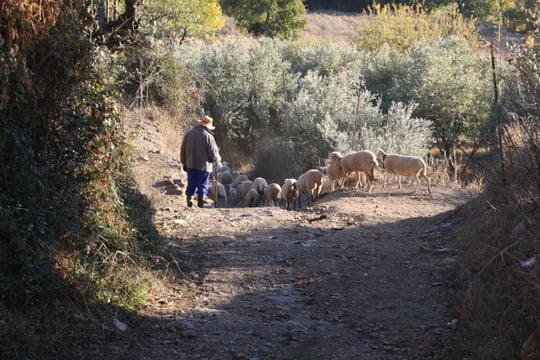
[221,0,308,39]
[365,36,493,157]
[180,39,432,176]
[1,4,166,355]
[424,0,534,31]
[142,0,224,40]
[351,2,479,52]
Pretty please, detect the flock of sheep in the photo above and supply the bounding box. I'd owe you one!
[207,148,432,209]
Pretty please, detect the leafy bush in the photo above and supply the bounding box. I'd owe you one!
[221,0,307,39]
[114,39,201,116]
[141,0,224,40]
[351,3,478,52]
[1,2,170,357]
[365,36,493,158]
[180,38,432,177]
[362,102,432,158]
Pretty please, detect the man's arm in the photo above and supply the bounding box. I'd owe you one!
[207,136,221,164]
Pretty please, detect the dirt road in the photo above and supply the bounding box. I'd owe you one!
[78,172,470,359]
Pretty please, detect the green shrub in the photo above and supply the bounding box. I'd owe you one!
[117,40,201,116]
[180,38,432,176]
[365,36,493,157]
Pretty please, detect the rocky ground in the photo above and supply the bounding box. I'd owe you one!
[71,113,475,359]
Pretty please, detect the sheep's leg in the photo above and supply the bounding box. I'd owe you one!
[354,172,360,189]
[314,183,322,201]
[381,172,387,188]
[415,169,431,195]
[421,173,432,195]
[361,172,370,191]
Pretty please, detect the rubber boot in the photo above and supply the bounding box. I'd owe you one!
[186,195,193,208]
[197,195,205,208]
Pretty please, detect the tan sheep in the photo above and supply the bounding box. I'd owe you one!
[296,169,324,208]
[263,183,282,207]
[245,188,260,207]
[375,148,431,195]
[330,150,378,191]
[208,181,227,207]
[250,177,268,194]
[281,178,298,210]
[250,177,268,206]
[321,161,346,191]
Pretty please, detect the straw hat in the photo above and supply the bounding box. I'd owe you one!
[199,115,215,130]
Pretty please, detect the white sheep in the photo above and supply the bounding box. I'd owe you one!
[250,177,268,194]
[245,188,260,207]
[236,180,253,202]
[281,178,298,210]
[250,177,268,206]
[208,181,227,207]
[296,169,324,208]
[375,148,432,195]
[263,183,282,207]
[330,150,378,191]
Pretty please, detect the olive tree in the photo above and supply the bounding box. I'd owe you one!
[180,39,432,175]
[220,0,307,39]
[365,36,493,159]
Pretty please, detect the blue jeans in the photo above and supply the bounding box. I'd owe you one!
[186,168,211,197]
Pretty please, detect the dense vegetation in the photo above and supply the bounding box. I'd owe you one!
[0,0,538,358]
[306,0,535,31]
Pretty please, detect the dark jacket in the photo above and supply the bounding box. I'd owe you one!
[180,125,221,172]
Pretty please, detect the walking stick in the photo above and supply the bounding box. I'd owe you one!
[213,164,220,208]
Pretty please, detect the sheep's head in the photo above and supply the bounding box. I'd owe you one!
[375,148,385,160]
[329,151,341,164]
[289,183,298,195]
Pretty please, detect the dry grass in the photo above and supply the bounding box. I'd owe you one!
[301,11,369,44]
[218,11,368,45]
[448,122,540,358]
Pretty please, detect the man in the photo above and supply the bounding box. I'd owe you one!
[180,115,222,208]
